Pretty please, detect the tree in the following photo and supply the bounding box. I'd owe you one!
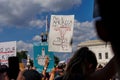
[17,50,28,63]
[17,50,34,67]
[54,55,60,67]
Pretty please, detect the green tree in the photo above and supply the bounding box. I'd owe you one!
[17,50,28,63]
[17,50,33,67]
[54,55,60,67]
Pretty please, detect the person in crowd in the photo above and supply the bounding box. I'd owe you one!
[8,56,20,80]
[54,62,66,80]
[17,56,49,80]
[94,0,120,79]
[17,69,43,80]
[42,72,50,80]
[48,61,66,80]
[42,56,50,80]
[62,47,116,80]
[42,68,50,80]
[96,64,103,71]
[49,67,56,80]
[0,64,9,80]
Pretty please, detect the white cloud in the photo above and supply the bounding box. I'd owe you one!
[32,35,41,41]
[72,20,98,52]
[35,0,82,11]
[0,0,41,27]
[17,40,33,56]
[0,0,82,28]
[0,0,97,61]
[29,19,46,28]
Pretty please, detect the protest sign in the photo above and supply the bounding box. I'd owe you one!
[48,15,74,52]
[0,41,16,65]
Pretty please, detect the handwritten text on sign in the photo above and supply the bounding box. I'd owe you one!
[49,15,74,52]
[0,41,16,65]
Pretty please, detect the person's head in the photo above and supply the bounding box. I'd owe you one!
[94,0,120,56]
[57,62,66,70]
[22,69,43,80]
[55,62,66,76]
[0,64,9,80]
[0,65,8,74]
[65,47,98,77]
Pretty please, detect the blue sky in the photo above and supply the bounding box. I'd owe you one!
[0,0,99,60]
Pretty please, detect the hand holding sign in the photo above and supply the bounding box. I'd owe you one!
[44,56,49,68]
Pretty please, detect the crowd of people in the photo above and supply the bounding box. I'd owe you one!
[1,0,120,80]
[0,55,66,80]
[0,46,118,80]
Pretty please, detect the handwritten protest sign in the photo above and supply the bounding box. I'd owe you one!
[48,15,74,52]
[0,41,16,65]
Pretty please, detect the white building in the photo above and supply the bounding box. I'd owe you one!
[78,40,114,67]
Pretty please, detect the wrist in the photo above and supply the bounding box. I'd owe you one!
[44,67,47,70]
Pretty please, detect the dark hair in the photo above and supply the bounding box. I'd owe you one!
[0,64,8,73]
[23,69,43,80]
[57,63,66,69]
[63,47,98,80]
[95,0,119,42]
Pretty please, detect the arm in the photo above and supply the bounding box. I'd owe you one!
[42,56,49,80]
[49,68,56,80]
[17,70,25,80]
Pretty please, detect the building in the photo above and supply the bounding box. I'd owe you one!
[78,40,114,67]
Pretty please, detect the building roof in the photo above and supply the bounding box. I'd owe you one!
[78,39,110,47]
